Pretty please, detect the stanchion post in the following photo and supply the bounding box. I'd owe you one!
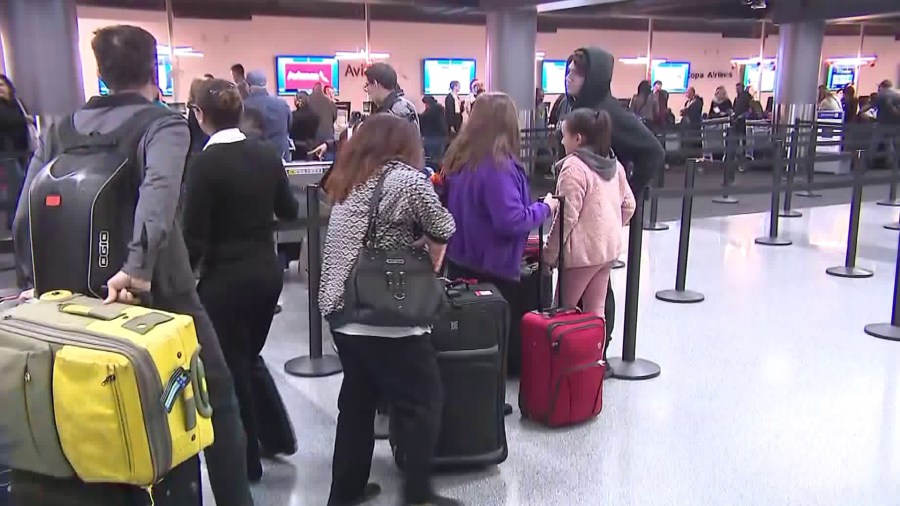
[864,223,900,341]
[796,121,822,198]
[877,128,900,207]
[713,128,738,204]
[285,184,343,377]
[644,161,669,231]
[656,159,704,303]
[827,151,874,278]
[780,124,802,217]
[608,196,661,381]
[755,129,792,246]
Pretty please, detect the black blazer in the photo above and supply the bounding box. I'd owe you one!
[444,94,462,134]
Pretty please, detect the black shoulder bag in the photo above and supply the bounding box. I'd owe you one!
[343,170,447,327]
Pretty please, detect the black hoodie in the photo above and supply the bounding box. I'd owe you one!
[554,47,664,195]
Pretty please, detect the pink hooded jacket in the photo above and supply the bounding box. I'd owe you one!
[544,151,636,268]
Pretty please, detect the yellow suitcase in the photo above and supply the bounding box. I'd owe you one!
[0,291,214,488]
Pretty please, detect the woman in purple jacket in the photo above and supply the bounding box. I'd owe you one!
[442,92,558,310]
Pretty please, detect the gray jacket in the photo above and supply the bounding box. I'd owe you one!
[13,93,196,298]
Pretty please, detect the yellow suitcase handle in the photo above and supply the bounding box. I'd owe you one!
[190,347,213,419]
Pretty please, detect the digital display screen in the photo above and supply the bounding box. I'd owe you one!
[651,61,691,93]
[743,61,776,93]
[275,55,340,96]
[827,64,856,91]
[422,58,476,96]
[541,60,568,95]
[99,54,173,97]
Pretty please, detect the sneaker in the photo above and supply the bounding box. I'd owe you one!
[328,483,382,506]
[503,403,513,416]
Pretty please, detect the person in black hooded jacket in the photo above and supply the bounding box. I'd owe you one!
[552,47,664,350]
[554,47,664,195]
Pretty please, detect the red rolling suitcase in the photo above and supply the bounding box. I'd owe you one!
[519,196,607,427]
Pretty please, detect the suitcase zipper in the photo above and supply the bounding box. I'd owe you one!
[552,323,603,351]
[0,318,172,484]
[105,365,135,476]
[22,362,43,457]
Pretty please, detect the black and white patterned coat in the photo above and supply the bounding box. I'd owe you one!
[319,161,455,324]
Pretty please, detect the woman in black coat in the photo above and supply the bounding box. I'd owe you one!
[0,74,32,229]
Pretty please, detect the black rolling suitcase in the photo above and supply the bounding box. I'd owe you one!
[507,259,552,377]
[392,280,509,469]
[9,457,201,506]
[251,357,298,456]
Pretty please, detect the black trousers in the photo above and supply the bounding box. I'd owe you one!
[328,332,442,505]
[198,258,284,478]
[11,457,201,506]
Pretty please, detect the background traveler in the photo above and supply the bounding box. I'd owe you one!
[444,80,463,136]
[318,113,458,506]
[309,83,338,152]
[553,46,665,348]
[0,74,32,230]
[545,108,635,317]
[709,85,733,118]
[365,63,420,132]
[420,95,448,163]
[629,80,659,124]
[243,70,292,161]
[182,78,300,482]
[291,90,319,160]
[231,63,250,99]
[11,24,254,506]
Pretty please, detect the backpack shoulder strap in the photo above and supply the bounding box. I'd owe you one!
[113,106,178,159]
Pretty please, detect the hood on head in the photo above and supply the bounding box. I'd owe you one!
[567,47,615,108]
[554,148,618,181]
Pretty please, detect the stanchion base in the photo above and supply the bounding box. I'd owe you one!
[655,289,705,304]
[612,260,626,270]
[712,196,739,204]
[796,191,822,198]
[755,236,792,246]
[284,355,343,378]
[607,358,661,381]
[826,266,874,278]
[884,222,900,231]
[779,209,802,218]
[864,323,900,342]
[877,199,900,207]
[643,222,669,231]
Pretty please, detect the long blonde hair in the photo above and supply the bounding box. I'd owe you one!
[442,92,521,175]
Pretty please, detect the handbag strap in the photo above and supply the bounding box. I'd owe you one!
[363,169,391,248]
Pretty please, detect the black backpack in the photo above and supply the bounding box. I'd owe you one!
[26,106,173,297]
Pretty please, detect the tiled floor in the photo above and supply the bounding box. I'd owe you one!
[202,202,900,506]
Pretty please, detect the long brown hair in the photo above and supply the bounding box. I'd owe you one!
[325,113,424,203]
[442,92,521,175]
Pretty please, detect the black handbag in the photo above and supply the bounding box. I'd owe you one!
[343,170,447,327]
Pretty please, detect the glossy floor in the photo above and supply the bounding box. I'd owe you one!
[202,202,900,506]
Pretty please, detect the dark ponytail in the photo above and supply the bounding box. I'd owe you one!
[562,108,612,157]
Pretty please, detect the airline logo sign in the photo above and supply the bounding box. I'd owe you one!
[284,62,333,90]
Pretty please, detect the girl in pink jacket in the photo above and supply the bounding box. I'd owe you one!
[545,108,636,316]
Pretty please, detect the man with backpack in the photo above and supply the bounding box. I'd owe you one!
[10,25,253,506]
[364,62,421,133]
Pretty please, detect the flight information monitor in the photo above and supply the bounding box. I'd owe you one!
[422,58,476,96]
[276,55,340,96]
[743,61,776,93]
[541,60,568,95]
[651,61,691,93]
[827,64,856,91]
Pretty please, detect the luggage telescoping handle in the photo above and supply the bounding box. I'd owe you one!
[537,195,567,312]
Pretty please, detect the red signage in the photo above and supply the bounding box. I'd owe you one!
[283,62,333,91]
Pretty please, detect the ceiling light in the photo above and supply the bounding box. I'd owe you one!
[335,50,390,61]
[825,56,877,66]
[742,0,767,9]
[618,57,666,65]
